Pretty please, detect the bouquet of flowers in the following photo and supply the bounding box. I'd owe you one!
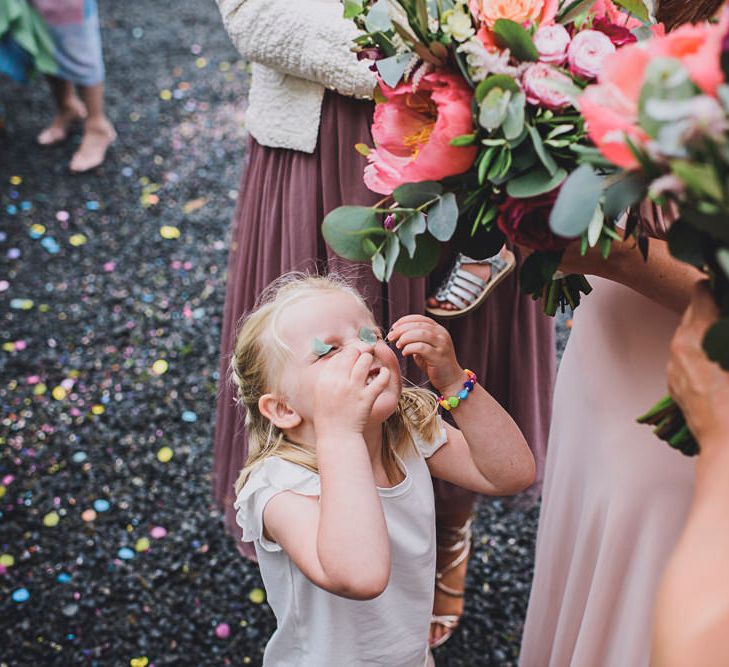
[323,0,657,315]
[578,12,729,455]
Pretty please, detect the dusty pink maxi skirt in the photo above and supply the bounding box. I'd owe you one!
[212,91,556,556]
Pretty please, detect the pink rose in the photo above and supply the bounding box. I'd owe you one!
[521,63,573,110]
[568,30,616,80]
[363,71,478,195]
[534,24,571,65]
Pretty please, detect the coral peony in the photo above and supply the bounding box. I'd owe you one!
[567,30,616,80]
[363,71,478,195]
[497,189,571,252]
[534,24,571,65]
[522,63,573,109]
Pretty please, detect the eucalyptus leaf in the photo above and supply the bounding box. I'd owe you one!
[603,172,648,220]
[394,232,441,277]
[372,252,387,281]
[519,252,562,297]
[683,209,729,245]
[322,206,383,261]
[393,181,443,207]
[503,90,526,141]
[479,88,512,133]
[528,125,558,177]
[492,19,539,62]
[384,234,401,281]
[716,248,729,280]
[376,52,413,88]
[703,317,729,371]
[364,1,393,31]
[475,74,520,104]
[505,167,567,198]
[549,165,605,238]
[586,205,604,248]
[427,193,459,241]
[398,211,427,258]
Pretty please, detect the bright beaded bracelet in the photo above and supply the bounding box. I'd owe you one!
[438,369,477,411]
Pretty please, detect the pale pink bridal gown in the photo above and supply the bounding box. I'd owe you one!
[520,276,695,666]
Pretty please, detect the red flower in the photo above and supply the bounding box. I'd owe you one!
[497,190,572,252]
[592,17,637,47]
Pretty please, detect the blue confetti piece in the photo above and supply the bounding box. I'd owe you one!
[41,237,61,254]
[57,572,72,583]
[71,451,87,463]
[0,231,6,242]
[12,588,29,603]
[117,547,135,560]
[93,499,110,513]
[20,201,32,211]
[181,410,198,423]
[141,293,155,303]
[86,200,100,211]
[6,205,17,215]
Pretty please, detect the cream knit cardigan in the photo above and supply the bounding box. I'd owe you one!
[216,0,378,153]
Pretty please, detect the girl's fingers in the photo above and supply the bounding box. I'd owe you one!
[364,366,390,399]
[350,350,373,384]
[390,314,434,329]
[400,341,437,359]
[392,328,441,350]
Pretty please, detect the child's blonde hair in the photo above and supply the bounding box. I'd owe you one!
[230,272,440,495]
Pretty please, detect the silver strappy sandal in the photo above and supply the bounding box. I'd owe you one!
[426,250,516,320]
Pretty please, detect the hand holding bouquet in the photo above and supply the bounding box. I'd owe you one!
[324,0,657,315]
[578,10,729,455]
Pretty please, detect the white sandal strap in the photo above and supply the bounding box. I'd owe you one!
[454,270,486,291]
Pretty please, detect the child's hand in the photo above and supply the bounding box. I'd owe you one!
[313,347,391,440]
[388,315,463,395]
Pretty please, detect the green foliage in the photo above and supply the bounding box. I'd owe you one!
[612,0,650,22]
[394,232,441,276]
[549,164,605,238]
[492,19,539,62]
[506,167,567,198]
[397,211,427,258]
[427,193,459,241]
[322,206,383,261]
[603,172,648,220]
[667,220,706,270]
[393,181,443,207]
[703,318,729,371]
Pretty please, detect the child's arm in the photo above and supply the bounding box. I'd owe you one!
[261,347,392,600]
[388,315,535,495]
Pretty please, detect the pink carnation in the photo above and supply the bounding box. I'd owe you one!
[534,24,571,65]
[363,71,477,195]
[522,63,573,110]
[568,30,616,80]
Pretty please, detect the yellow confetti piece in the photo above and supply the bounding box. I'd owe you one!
[218,61,231,72]
[129,111,141,122]
[91,404,105,415]
[248,588,266,604]
[159,226,180,240]
[52,386,67,401]
[3,342,16,352]
[157,446,173,463]
[160,89,172,101]
[195,57,207,68]
[152,359,168,375]
[69,370,80,378]
[33,383,47,396]
[0,485,5,499]
[135,538,151,552]
[10,175,22,185]
[182,197,207,214]
[69,234,87,246]
[30,223,46,235]
[39,304,50,313]
[0,553,14,567]
[130,658,149,667]
[43,511,60,528]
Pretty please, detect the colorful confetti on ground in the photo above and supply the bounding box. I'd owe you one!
[0,2,551,665]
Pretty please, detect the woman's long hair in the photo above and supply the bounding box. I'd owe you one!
[656,0,725,30]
